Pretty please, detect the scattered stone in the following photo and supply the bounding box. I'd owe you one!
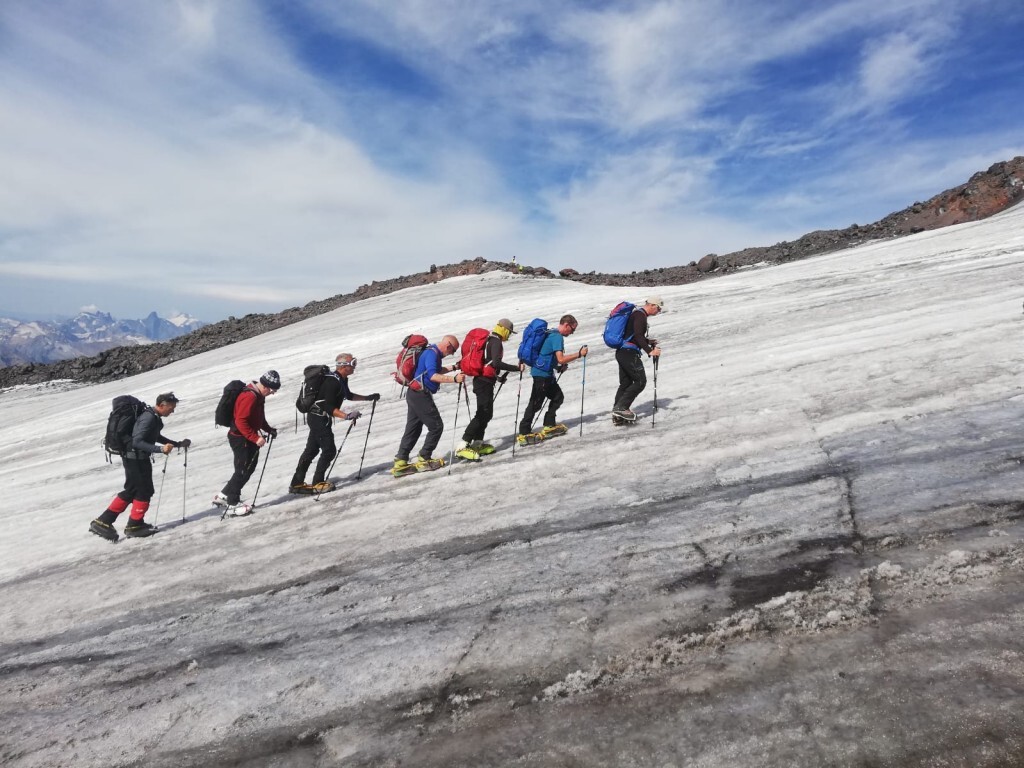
[697,254,719,273]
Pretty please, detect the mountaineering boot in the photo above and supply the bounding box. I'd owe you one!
[517,433,543,446]
[225,503,254,517]
[540,424,568,438]
[413,455,446,472]
[311,481,336,493]
[289,483,315,495]
[472,441,496,455]
[612,414,637,426]
[124,519,158,538]
[455,446,481,462]
[611,408,637,422]
[211,492,230,508]
[391,458,410,477]
[89,519,119,542]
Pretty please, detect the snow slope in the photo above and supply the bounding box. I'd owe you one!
[1,204,1023,767]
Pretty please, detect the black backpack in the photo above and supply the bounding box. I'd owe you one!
[104,395,146,456]
[215,380,248,428]
[296,365,329,414]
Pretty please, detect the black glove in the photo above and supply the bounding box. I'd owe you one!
[267,427,278,439]
[178,438,192,449]
[368,393,381,401]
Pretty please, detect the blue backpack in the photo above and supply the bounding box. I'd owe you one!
[603,301,636,348]
[518,318,554,371]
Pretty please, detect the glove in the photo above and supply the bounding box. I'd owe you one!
[178,438,192,449]
[368,393,381,402]
[347,409,362,421]
[267,427,278,439]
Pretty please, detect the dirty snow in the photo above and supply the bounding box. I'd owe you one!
[1,204,1023,766]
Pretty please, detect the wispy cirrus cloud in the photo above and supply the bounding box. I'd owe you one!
[0,0,1021,319]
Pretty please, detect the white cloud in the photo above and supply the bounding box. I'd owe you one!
[0,0,1020,319]
[534,148,793,270]
[0,1,521,314]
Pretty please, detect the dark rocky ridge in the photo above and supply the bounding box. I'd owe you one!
[561,156,1024,287]
[1,156,1021,389]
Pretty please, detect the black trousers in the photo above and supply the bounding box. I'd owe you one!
[116,456,154,503]
[462,377,496,443]
[519,376,563,434]
[293,413,336,485]
[614,349,647,410]
[397,389,444,460]
[222,434,260,504]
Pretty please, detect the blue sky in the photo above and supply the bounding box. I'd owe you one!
[1,0,1022,322]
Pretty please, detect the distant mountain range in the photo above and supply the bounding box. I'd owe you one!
[0,309,206,367]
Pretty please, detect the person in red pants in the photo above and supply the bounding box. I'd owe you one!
[90,393,190,542]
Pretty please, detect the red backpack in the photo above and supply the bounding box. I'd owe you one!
[459,328,491,377]
[394,334,429,391]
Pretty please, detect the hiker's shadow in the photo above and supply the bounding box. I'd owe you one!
[635,397,675,418]
[156,507,225,531]
[561,411,604,434]
[330,460,395,486]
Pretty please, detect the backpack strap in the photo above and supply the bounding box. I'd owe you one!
[621,308,643,349]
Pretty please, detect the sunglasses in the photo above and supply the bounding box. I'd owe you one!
[336,358,357,369]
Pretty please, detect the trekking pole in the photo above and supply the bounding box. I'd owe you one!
[530,369,564,433]
[181,445,188,522]
[356,400,377,479]
[447,380,465,475]
[152,453,169,526]
[512,370,523,458]
[250,434,274,509]
[652,356,659,429]
[492,376,506,404]
[316,420,355,500]
[579,354,587,437]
